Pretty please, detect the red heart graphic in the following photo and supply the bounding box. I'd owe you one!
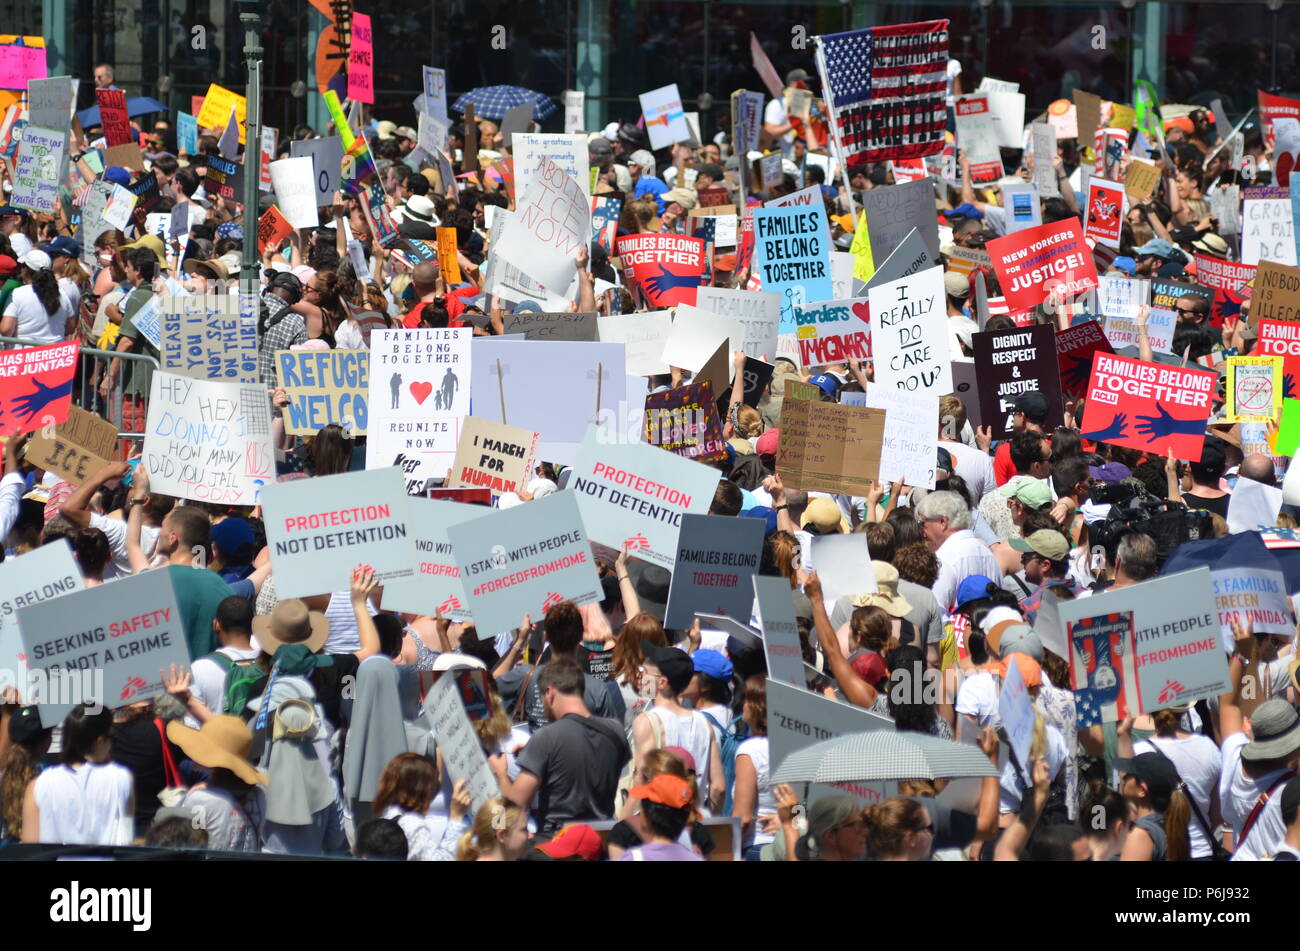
[409,382,433,404]
[1277,151,1295,188]
[851,301,870,323]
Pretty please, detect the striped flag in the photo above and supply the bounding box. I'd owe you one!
[815,20,949,166]
[1069,611,1141,727]
[341,135,378,198]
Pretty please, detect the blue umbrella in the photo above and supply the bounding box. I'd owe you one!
[1162,531,1300,593]
[75,96,169,129]
[452,85,556,122]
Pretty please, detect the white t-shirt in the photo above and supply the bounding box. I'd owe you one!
[764,98,795,158]
[955,670,1001,728]
[58,276,82,317]
[946,60,963,109]
[735,735,776,847]
[188,645,260,727]
[4,284,73,342]
[1134,734,1221,859]
[1220,732,1292,861]
[91,511,161,578]
[33,761,134,844]
[334,320,367,350]
[648,706,716,803]
[9,233,33,258]
[999,721,1067,813]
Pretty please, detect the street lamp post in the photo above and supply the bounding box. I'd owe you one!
[240,9,263,306]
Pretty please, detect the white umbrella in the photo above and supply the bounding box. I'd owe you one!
[772,730,999,784]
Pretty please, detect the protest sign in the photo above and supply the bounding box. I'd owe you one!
[753,204,833,333]
[423,670,499,812]
[1250,260,1300,326]
[740,357,775,408]
[270,156,319,229]
[1150,278,1212,313]
[971,324,1064,440]
[289,136,344,201]
[614,233,705,308]
[0,541,83,702]
[1210,185,1240,237]
[1224,356,1283,423]
[257,205,293,255]
[346,12,373,103]
[1241,186,1295,266]
[858,179,942,274]
[199,153,243,205]
[1084,178,1125,249]
[767,679,893,806]
[562,90,584,133]
[1057,568,1228,712]
[19,568,189,723]
[275,349,370,436]
[160,294,258,383]
[494,156,588,295]
[26,406,117,486]
[0,341,79,437]
[987,218,1098,313]
[367,328,471,496]
[664,514,764,628]
[380,498,481,620]
[447,415,538,497]
[954,94,1002,183]
[11,124,63,213]
[983,89,1026,149]
[811,534,874,616]
[1028,122,1059,198]
[435,227,462,285]
[692,288,782,362]
[1068,612,1141,727]
[94,87,131,146]
[513,133,589,201]
[660,318,729,374]
[790,298,872,367]
[421,65,448,121]
[262,468,416,596]
[999,655,1035,777]
[1002,183,1042,234]
[753,576,804,689]
[470,339,626,465]
[783,379,821,403]
[570,426,718,569]
[1125,158,1160,200]
[644,382,727,463]
[597,310,674,376]
[948,362,984,431]
[28,76,72,145]
[1256,319,1300,384]
[144,372,273,506]
[1055,320,1113,399]
[639,84,690,150]
[868,265,951,395]
[0,38,46,91]
[731,89,765,155]
[1194,253,1255,326]
[591,196,621,253]
[814,20,948,166]
[448,490,602,635]
[1210,567,1291,652]
[502,311,597,342]
[177,111,198,155]
[1082,352,1215,460]
[777,398,884,495]
[197,84,247,143]
[860,389,938,489]
[97,183,137,232]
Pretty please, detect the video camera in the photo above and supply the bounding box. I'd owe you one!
[1089,485,1213,567]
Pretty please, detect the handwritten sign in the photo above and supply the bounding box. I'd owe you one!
[644,381,727,463]
[11,124,64,213]
[1241,186,1295,266]
[972,324,1064,440]
[196,83,246,144]
[868,265,951,395]
[494,156,588,295]
[257,205,293,255]
[346,12,374,103]
[513,133,589,201]
[26,406,118,486]
[436,227,462,285]
[447,415,538,497]
[95,88,132,146]
[777,398,885,495]
[160,295,259,383]
[275,349,370,436]
[1224,356,1282,424]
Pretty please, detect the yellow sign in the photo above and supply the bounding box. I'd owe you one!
[196,84,247,144]
[1225,356,1283,424]
[850,211,874,283]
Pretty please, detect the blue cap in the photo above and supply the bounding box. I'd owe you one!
[808,373,839,397]
[41,236,82,259]
[945,202,984,221]
[692,649,734,681]
[1134,238,1176,260]
[0,205,28,218]
[740,505,777,534]
[955,575,997,608]
[103,166,131,187]
[1111,255,1137,276]
[211,517,257,564]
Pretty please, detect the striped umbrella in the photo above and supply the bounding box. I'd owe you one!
[771,731,1000,784]
[452,85,557,122]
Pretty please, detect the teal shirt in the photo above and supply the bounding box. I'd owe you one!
[168,565,235,661]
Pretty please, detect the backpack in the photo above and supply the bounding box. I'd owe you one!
[210,650,266,718]
[702,711,749,814]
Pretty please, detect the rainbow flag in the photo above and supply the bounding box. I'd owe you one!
[341,136,377,198]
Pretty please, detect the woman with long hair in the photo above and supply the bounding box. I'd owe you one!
[731,676,775,860]
[306,423,354,477]
[608,747,707,860]
[1125,707,1221,860]
[0,706,52,844]
[373,752,471,861]
[1118,752,1192,861]
[611,612,667,732]
[456,796,528,861]
[68,527,112,586]
[1,251,73,342]
[295,269,348,344]
[23,704,134,844]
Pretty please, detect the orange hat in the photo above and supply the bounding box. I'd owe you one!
[629,773,693,809]
[537,823,604,861]
[1164,116,1194,135]
[1005,652,1043,689]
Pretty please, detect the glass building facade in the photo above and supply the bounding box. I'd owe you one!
[27,0,1300,142]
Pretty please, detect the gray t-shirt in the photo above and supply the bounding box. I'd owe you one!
[516,713,631,835]
[831,578,943,647]
[516,661,624,731]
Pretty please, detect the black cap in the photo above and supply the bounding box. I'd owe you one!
[265,269,303,295]
[1013,391,1049,424]
[640,641,694,694]
[786,68,811,84]
[1114,752,1178,802]
[9,705,46,746]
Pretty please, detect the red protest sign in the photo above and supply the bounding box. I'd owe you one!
[0,341,80,436]
[1194,253,1255,327]
[1084,178,1124,249]
[95,88,132,147]
[986,218,1097,313]
[615,232,706,307]
[1055,319,1113,399]
[1082,351,1215,461]
[1256,319,1300,388]
[1258,90,1300,141]
[257,205,293,255]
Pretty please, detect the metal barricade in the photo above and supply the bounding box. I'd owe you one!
[0,336,160,447]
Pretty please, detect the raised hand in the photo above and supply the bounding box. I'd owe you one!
[1081,413,1129,443]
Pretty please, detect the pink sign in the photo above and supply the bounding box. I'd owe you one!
[347,13,374,104]
[0,39,46,90]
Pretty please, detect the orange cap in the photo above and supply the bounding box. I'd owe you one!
[629,773,693,808]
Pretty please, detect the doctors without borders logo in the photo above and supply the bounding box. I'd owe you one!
[50,882,151,931]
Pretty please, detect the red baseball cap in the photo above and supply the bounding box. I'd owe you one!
[537,823,604,861]
[851,652,888,686]
[754,428,779,456]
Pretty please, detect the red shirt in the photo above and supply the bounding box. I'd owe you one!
[993,441,1016,486]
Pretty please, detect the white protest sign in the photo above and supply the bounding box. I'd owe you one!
[421,66,448,121]
[18,569,190,723]
[101,183,137,231]
[1002,182,1042,234]
[261,468,417,597]
[144,373,274,506]
[159,294,259,382]
[1098,275,1150,320]
[690,289,781,362]
[27,76,74,134]
[1227,477,1284,534]
[424,672,500,812]
[954,95,1002,183]
[493,157,588,295]
[513,133,590,203]
[998,654,1035,778]
[569,425,719,569]
[639,84,690,150]
[269,156,320,229]
[416,112,449,158]
[379,498,483,620]
[289,136,345,202]
[754,576,805,689]
[664,514,764,628]
[1030,123,1059,198]
[0,542,84,701]
[867,265,951,395]
[1210,568,1292,652]
[862,389,938,489]
[598,311,674,376]
[810,534,875,616]
[660,316,730,374]
[366,328,472,496]
[563,90,585,133]
[448,490,603,635]
[1056,567,1228,712]
[984,90,1027,149]
[12,124,65,213]
[1241,189,1296,266]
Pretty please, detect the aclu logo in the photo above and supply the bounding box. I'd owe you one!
[50,882,151,931]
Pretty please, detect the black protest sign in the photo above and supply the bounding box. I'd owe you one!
[1150,278,1212,312]
[205,154,245,204]
[972,323,1064,439]
[741,357,774,407]
[501,311,599,341]
[949,361,985,432]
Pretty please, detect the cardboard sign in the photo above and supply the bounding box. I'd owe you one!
[1224,356,1282,423]
[18,568,189,723]
[691,288,782,363]
[367,328,471,496]
[495,156,588,295]
[753,204,833,334]
[1068,611,1141,727]
[1082,351,1215,461]
[0,542,84,701]
[512,133,590,202]
[643,381,726,463]
[262,468,416,596]
[1125,158,1160,200]
[753,576,804,689]
[380,498,482,620]
[570,425,719,570]
[448,490,602,634]
[1256,319,1300,384]
[1055,320,1113,399]
[196,84,246,144]
[160,294,258,383]
[987,217,1098,313]
[144,373,273,506]
[26,406,117,486]
[1251,261,1300,326]
[1241,186,1295,267]
[858,179,942,280]
[663,514,764,628]
[954,94,1002,183]
[1057,568,1228,712]
[11,124,64,213]
[270,156,319,229]
[614,233,705,308]
[447,415,538,497]
[501,311,598,342]
[435,227,462,285]
[777,398,885,495]
[257,205,294,255]
[0,341,79,437]
[423,669,499,812]
[597,311,674,377]
[868,265,951,395]
[639,84,690,149]
[275,349,370,437]
[861,389,938,489]
[1084,178,1125,249]
[289,136,344,202]
[1210,567,1291,652]
[790,298,872,367]
[346,12,374,103]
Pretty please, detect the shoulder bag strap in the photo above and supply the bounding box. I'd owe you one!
[154,717,183,788]
[1238,770,1297,850]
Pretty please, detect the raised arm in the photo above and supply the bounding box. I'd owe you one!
[805,571,878,709]
[350,565,382,661]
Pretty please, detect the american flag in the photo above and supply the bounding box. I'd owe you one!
[1069,612,1142,727]
[816,20,949,166]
